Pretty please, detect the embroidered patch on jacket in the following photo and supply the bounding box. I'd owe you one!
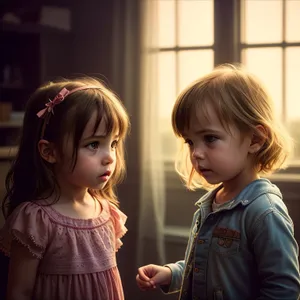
[212,227,241,248]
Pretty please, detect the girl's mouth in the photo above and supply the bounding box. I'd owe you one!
[99,170,111,181]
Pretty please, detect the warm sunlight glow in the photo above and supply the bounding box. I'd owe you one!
[178,0,214,46]
[157,0,214,159]
[158,0,176,47]
[178,50,214,92]
[156,0,300,160]
[286,0,300,42]
[158,0,214,121]
[242,0,300,160]
[286,47,300,121]
[243,0,282,43]
[158,52,176,119]
[242,48,283,117]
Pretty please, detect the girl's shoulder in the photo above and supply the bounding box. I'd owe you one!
[106,201,127,226]
[5,200,51,225]
[0,201,52,259]
[103,200,128,250]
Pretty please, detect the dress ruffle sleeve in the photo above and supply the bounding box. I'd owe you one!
[0,202,50,259]
[109,203,128,251]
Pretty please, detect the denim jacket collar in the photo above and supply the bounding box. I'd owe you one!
[195,178,282,209]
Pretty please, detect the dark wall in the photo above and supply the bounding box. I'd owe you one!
[71,2,142,299]
[0,1,142,299]
[71,1,114,82]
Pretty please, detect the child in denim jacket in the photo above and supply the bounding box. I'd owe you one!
[136,64,300,299]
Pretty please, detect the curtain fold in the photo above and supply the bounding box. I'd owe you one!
[110,3,167,298]
[137,0,166,266]
[110,1,143,298]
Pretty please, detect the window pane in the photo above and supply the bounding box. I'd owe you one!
[286,47,300,159]
[242,48,283,116]
[158,51,177,160]
[286,0,300,42]
[178,0,214,46]
[178,50,214,93]
[242,0,283,43]
[158,0,176,47]
[158,52,176,119]
[286,47,300,121]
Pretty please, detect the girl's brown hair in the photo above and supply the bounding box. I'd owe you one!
[2,77,130,217]
[172,64,292,190]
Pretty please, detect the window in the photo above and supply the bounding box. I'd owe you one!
[157,0,214,160]
[157,0,300,164]
[155,0,300,237]
[241,0,300,161]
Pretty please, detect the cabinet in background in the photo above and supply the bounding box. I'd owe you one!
[0,19,72,159]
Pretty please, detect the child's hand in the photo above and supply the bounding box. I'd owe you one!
[136,264,172,291]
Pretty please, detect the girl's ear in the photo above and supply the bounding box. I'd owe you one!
[38,139,58,163]
[249,125,268,154]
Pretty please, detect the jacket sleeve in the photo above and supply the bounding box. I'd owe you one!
[161,260,186,294]
[160,208,201,294]
[250,202,300,300]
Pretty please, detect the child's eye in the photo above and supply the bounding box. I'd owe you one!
[87,142,99,150]
[184,139,193,147]
[204,135,218,143]
[111,140,119,149]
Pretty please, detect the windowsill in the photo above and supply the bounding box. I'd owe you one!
[267,173,300,182]
[164,160,300,182]
[163,160,300,242]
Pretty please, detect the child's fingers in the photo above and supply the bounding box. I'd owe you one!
[136,274,150,286]
[137,267,151,281]
[136,274,156,290]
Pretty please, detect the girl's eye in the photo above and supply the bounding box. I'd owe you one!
[87,142,99,150]
[204,135,218,143]
[111,140,119,149]
[184,139,193,147]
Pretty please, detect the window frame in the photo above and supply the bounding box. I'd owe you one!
[239,0,300,124]
[163,0,300,168]
[163,0,300,238]
[158,0,215,101]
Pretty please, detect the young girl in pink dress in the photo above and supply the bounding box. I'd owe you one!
[0,77,130,300]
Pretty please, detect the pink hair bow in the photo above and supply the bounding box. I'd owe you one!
[36,85,99,138]
[36,88,70,118]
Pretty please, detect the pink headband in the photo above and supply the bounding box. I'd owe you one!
[37,85,99,138]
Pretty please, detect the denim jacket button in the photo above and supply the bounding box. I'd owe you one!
[197,239,205,244]
[194,267,200,273]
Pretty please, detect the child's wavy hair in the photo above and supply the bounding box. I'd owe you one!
[2,77,130,218]
[172,64,293,190]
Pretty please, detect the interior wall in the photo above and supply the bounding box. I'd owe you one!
[71,1,143,299]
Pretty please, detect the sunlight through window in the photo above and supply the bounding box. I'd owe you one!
[242,48,283,116]
[157,0,214,160]
[241,0,300,161]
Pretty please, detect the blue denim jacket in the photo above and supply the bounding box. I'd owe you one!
[165,179,300,300]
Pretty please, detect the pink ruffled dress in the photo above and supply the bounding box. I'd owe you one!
[0,199,127,300]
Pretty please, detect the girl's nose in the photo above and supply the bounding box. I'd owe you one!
[192,147,205,160]
[102,150,114,165]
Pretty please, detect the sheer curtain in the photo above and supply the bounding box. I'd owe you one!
[111,0,166,287]
[137,0,166,265]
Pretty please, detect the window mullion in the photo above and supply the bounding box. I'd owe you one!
[282,0,286,123]
[175,0,180,96]
[214,0,239,65]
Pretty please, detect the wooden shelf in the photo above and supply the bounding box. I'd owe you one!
[1,21,71,35]
[0,146,17,159]
[0,119,23,128]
